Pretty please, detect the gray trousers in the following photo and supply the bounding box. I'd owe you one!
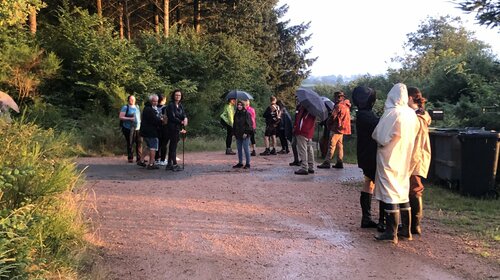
[296,135,315,171]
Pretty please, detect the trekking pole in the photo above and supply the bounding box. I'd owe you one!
[181,126,187,170]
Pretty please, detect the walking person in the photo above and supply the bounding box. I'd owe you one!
[137,94,162,169]
[244,100,257,156]
[260,96,281,155]
[232,100,253,169]
[119,95,142,163]
[352,86,381,229]
[221,98,236,155]
[407,87,431,236]
[372,83,419,244]
[318,91,351,169]
[293,106,316,175]
[165,89,188,171]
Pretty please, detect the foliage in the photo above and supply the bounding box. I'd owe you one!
[456,0,500,29]
[0,0,46,27]
[0,120,86,279]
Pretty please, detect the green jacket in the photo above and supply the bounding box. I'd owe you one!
[220,103,235,126]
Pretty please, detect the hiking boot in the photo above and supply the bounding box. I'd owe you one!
[226,148,236,155]
[171,164,183,171]
[294,169,309,175]
[147,164,159,170]
[128,159,134,163]
[165,163,173,170]
[332,161,344,169]
[243,164,251,169]
[289,160,301,166]
[317,161,331,169]
[270,148,277,155]
[137,161,147,167]
[251,150,256,156]
[277,149,287,154]
[260,148,270,156]
[308,168,315,174]
[233,163,244,168]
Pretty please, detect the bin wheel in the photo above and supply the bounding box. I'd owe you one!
[484,190,499,200]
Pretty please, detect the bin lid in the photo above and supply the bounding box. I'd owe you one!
[458,131,500,139]
[429,127,463,135]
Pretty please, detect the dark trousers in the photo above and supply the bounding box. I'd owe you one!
[224,122,233,149]
[167,128,180,165]
[291,136,299,162]
[278,129,288,151]
[250,129,256,145]
[122,127,142,161]
[157,127,169,161]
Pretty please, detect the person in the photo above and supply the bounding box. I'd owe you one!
[289,102,302,166]
[221,98,236,155]
[165,89,187,171]
[318,91,351,169]
[276,100,293,154]
[232,100,253,169]
[119,95,142,163]
[293,105,316,175]
[352,86,381,229]
[244,100,257,156]
[137,95,162,169]
[372,83,419,244]
[407,86,431,236]
[260,96,281,155]
[155,94,168,165]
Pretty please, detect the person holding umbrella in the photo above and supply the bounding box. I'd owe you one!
[293,105,316,175]
[220,98,236,155]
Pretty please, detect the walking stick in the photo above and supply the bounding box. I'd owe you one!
[181,126,187,170]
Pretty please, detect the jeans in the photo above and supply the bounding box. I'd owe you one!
[236,137,250,165]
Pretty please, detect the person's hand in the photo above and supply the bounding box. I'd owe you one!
[242,133,247,139]
[180,129,187,134]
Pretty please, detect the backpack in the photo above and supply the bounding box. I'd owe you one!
[119,105,130,128]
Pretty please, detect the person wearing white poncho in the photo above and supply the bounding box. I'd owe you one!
[372,83,419,244]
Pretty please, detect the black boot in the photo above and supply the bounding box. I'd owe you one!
[270,148,277,155]
[259,148,270,156]
[360,192,378,228]
[225,148,236,155]
[377,201,386,233]
[410,195,423,235]
[332,160,344,169]
[398,203,413,240]
[375,206,399,244]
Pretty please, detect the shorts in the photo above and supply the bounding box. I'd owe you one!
[144,137,159,151]
[264,124,277,137]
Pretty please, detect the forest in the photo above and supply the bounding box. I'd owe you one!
[0,0,498,278]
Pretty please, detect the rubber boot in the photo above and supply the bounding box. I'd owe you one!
[410,195,423,235]
[360,192,378,228]
[375,206,399,244]
[377,201,386,233]
[398,203,413,240]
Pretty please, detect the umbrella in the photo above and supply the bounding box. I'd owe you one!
[321,96,335,111]
[225,90,254,101]
[295,88,328,121]
[0,91,19,113]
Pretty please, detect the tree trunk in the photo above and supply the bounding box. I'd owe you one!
[125,0,131,40]
[97,0,102,18]
[163,0,169,37]
[29,6,36,34]
[155,0,160,35]
[193,0,201,33]
[119,3,124,39]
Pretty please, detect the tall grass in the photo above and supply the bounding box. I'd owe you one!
[0,119,87,279]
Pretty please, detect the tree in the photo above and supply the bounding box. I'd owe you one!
[456,0,500,29]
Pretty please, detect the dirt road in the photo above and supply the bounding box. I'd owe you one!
[80,152,499,279]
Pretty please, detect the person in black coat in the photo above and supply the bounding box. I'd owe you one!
[352,86,383,230]
[165,89,187,171]
[232,100,253,169]
[138,95,162,169]
[276,100,293,154]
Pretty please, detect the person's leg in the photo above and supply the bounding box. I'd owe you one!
[306,139,315,172]
[375,203,399,244]
[410,175,424,235]
[236,139,243,164]
[260,133,271,155]
[160,129,169,162]
[122,127,133,162]
[270,134,277,155]
[295,135,308,174]
[134,130,143,163]
[318,132,334,168]
[360,177,377,228]
[290,136,300,164]
[250,130,256,155]
[333,134,344,168]
[398,202,412,240]
[243,137,251,167]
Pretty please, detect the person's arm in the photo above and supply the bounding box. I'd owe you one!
[166,103,182,124]
[119,106,134,121]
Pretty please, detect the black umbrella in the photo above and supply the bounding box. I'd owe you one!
[321,96,335,112]
[225,90,254,101]
[296,88,328,121]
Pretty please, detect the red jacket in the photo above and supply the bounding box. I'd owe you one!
[293,107,316,139]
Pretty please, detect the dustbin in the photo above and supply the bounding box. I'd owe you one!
[458,131,500,198]
[428,128,463,187]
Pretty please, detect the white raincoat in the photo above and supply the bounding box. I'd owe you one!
[372,83,419,204]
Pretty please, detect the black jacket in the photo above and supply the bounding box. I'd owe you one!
[140,102,161,138]
[356,110,379,179]
[233,109,253,140]
[165,102,186,130]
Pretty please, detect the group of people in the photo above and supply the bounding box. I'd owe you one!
[119,89,187,171]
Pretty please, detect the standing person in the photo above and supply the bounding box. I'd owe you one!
[119,95,142,163]
[232,100,253,169]
[244,100,257,156]
[372,83,419,244]
[407,86,431,236]
[260,96,280,155]
[352,86,381,229]
[137,95,162,169]
[277,100,293,154]
[289,102,302,166]
[318,91,351,169]
[157,95,169,166]
[293,106,316,175]
[165,89,187,171]
[221,98,236,155]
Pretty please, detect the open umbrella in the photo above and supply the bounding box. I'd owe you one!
[225,90,254,101]
[0,91,19,113]
[295,88,328,121]
[321,96,335,112]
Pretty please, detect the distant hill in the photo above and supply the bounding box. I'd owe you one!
[302,74,361,86]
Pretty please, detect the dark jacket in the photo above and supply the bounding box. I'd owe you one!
[233,109,253,140]
[263,105,280,127]
[280,107,293,141]
[140,102,161,138]
[166,102,186,131]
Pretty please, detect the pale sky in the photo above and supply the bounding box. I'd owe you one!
[278,0,500,77]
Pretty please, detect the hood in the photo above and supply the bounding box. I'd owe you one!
[352,86,376,110]
[385,83,408,110]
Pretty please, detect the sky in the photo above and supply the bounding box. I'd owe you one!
[277,0,500,77]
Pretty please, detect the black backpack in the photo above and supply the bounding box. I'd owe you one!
[119,105,130,128]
